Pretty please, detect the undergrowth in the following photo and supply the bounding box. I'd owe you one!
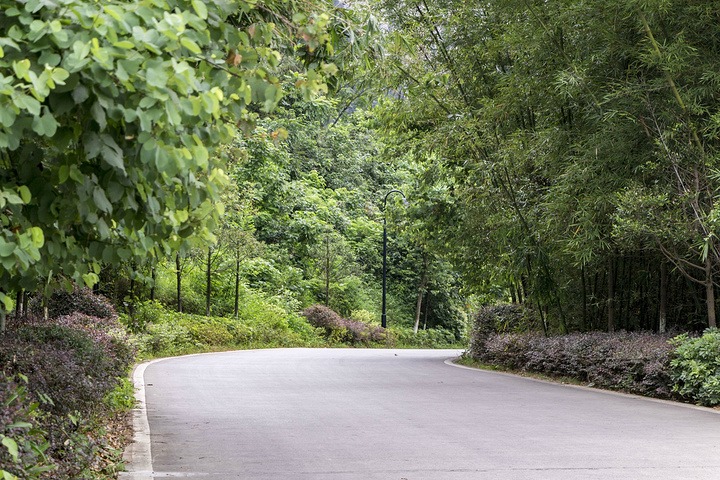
[467,304,720,406]
[1,288,136,480]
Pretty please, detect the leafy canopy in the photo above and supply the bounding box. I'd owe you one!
[0,0,345,309]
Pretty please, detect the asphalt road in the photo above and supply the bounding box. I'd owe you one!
[122,348,720,480]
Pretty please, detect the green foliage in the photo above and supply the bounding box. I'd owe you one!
[103,377,135,412]
[1,309,136,479]
[349,309,376,324]
[390,327,461,349]
[130,295,326,358]
[0,376,55,480]
[0,0,355,310]
[377,0,720,331]
[670,329,720,406]
[473,304,537,336]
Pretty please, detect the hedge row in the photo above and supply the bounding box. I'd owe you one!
[468,305,720,406]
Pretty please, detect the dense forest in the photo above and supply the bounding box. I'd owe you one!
[4,0,720,335]
[376,0,720,334]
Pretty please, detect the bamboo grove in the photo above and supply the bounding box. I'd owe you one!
[376,0,720,332]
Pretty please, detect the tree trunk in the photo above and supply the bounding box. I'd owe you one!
[325,236,331,307]
[150,267,156,301]
[659,260,667,333]
[608,256,615,332]
[705,256,716,328]
[423,291,430,330]
[15,290,22,317]
[0,310,5,333]
[516,282,523,304]
[235,246,241,320]
[413,257,428,334]
[206,247,212,317]
[581,265,587,330]
[176,253,182,313]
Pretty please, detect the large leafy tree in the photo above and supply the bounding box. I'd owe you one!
[0,0,348,311]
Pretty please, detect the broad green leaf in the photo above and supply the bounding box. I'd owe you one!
[191,0,207,19]
[12,59,30,79]
[30,227,44,247]
[1,437,18,461]
[82,273,98,287]
[91,102,106,130]
[0,107,16,128]
[146,63,169,88]
[180,37,201,54]
[0,242,15,257]
[31,110,58,137]
[51,67,69,84]
[93,187,113,213]
[18,185,30,203]
[59,165,70,183]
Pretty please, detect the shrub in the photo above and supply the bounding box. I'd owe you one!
[1,310,136,480]
[302,305,389,345]
[0,375,55,480]
[122,300,166,333]
[670,328,720,406]
[130,299,327,358]
[468,330,675,398]
[302,305,343,329]
[2,313,134,416]
[28,286,116,320]
[391,327,459,348]
[349,309,377,325]
[131,321,194,358]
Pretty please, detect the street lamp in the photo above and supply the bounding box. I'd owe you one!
[382,189,408,329]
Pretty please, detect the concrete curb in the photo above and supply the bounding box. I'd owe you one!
[117,349,261,479]
[444,357,720,416]
[119,358,166,480]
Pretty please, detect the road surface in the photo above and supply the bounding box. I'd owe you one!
[122,348,720,479]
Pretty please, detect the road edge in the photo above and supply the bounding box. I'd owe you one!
[118,358,165,480]
[444,358,720,415]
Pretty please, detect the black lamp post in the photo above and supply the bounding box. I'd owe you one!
[382,189,407,329]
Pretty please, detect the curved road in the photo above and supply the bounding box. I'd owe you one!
[122,348,720,480]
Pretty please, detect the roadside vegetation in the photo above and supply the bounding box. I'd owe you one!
[1,289,134,479]
[4,0,720,477]
[464,305,720,407]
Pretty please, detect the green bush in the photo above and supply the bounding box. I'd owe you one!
[391,327,460,348]
[132,322,194,358]
[350,309,377,325]
[670,328,720,406]
[0,375,55,480]
[130,296,327,358]
[122,300,166,333]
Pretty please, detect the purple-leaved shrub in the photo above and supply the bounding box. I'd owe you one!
[0,309,135,479]
[302,305,388,345]
[469,329,676,398]
[28,286,116,320]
